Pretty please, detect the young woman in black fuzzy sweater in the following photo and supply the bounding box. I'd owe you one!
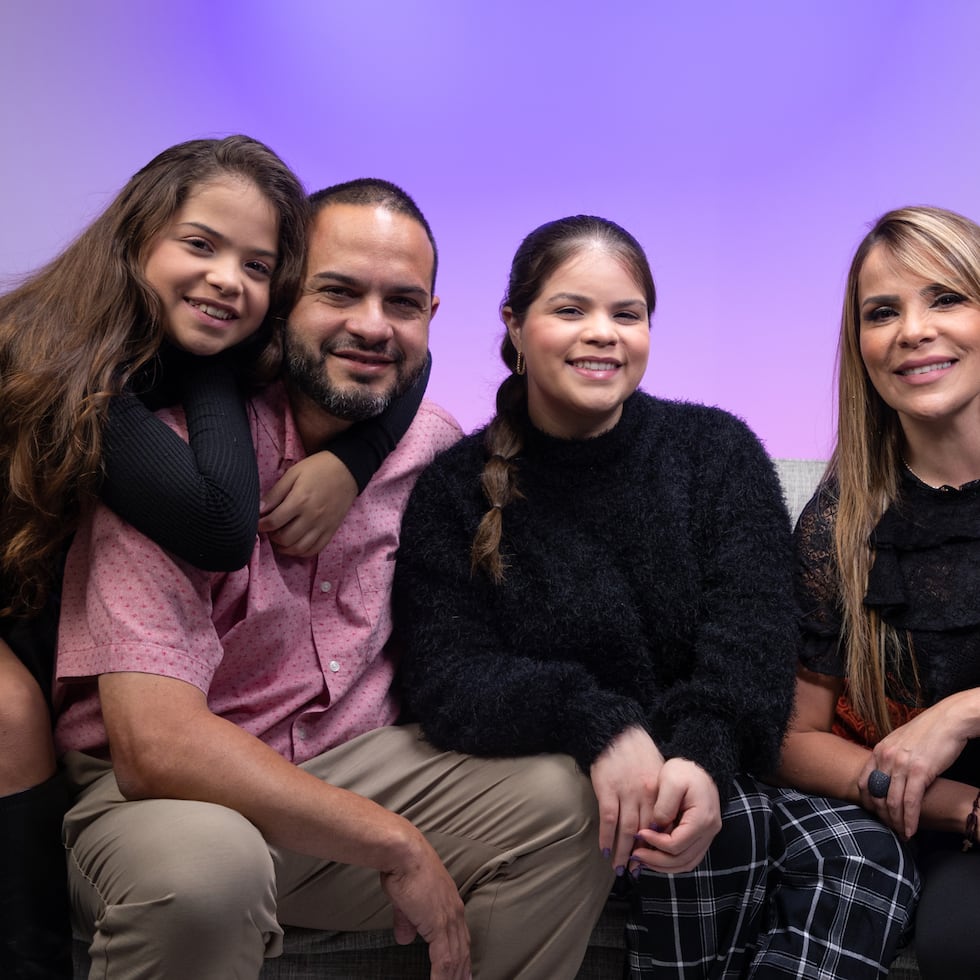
[393,215,918,979]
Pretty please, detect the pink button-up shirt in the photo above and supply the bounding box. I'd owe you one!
[54,382,461,763]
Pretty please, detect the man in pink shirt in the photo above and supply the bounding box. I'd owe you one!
[55,180,612,980]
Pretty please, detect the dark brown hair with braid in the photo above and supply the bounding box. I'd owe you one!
[471,215,656,582]
[0,135,308,615]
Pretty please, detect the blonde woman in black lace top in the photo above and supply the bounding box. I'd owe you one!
[779,205,980,980]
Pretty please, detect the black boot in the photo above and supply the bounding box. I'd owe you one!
[0,771,73,979]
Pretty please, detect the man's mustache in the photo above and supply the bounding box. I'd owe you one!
[319,338,405,364]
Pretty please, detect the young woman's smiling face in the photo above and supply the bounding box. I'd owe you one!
[504,246,650,439]
[143,176,279,356]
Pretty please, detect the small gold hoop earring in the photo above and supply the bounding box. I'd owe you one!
[515,351,526,376]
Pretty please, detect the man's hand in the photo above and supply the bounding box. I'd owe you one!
[379,833,471,980]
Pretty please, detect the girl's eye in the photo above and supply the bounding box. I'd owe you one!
[246,260,272,277]
[185,237,212,252]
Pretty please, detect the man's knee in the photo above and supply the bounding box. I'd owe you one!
[71,798,277,944]
[505,754,599,840]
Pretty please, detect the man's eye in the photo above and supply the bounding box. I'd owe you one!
[389,296,423,312]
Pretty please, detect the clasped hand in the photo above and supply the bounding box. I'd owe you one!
[590,726,721,876]
[859,695,971,839]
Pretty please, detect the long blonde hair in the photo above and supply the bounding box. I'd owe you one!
[829,205,980,734]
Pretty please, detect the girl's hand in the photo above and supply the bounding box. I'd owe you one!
[631,758,721,874]
[259,452,358,556]
[590,727,665,875]
[860,692,978,839]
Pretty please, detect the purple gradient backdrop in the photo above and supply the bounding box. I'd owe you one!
[3,1,979,459]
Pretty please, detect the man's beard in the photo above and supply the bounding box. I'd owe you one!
[283,330,423,422]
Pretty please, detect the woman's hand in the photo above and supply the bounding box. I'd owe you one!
[259,451,358,556]
[631,758,721,873]
[860,690,980,839]
[589,727,665,875]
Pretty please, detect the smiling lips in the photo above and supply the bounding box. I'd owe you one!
[188,299,236,322]
[897,359,955,377]
[570,358,620,372]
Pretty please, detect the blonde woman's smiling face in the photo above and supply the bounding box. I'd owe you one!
[859,243,980,436]
[504,246,650,439]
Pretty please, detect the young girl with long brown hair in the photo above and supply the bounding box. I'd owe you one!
[0,135,426,977]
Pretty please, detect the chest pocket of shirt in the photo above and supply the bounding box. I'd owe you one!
[340,558,395,633]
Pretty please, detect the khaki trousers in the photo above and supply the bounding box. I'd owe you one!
[64,724,613,980]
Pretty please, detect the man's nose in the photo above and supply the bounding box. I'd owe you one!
[348,298,394,344]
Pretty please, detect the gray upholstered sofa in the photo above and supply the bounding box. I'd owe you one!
[72,459,920,978]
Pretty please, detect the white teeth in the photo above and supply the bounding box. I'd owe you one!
[573,360,618,371]
[900,361,953,376]
[189,300,234,320]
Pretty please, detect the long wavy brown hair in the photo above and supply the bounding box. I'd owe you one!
[0,135,308,615]
[471,215,656,582]
[828,205,980,734]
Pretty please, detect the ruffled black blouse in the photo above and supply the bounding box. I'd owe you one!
[794,467,980,781]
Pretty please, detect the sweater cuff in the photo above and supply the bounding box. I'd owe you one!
[662,716,738,802]
[567,695,649,773]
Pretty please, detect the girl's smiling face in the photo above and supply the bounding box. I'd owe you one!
[504,245,650,439]
[143,176,279,356]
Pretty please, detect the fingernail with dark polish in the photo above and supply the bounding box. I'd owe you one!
[602,847,611,859]
[615,865,625,877]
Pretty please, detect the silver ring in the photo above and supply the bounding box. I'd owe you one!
[868,769,891,799]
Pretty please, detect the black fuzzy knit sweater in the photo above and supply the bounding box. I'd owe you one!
[393,392,798,800]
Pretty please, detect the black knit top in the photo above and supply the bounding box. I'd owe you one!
[795,468,980,783]
[102,345,430,571]
[393,392,799,800]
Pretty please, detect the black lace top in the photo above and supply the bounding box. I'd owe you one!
[794,467,980,781]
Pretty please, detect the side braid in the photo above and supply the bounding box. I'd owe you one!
[470,374,526,582]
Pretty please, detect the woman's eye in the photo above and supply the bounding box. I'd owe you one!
[186,237,212,252]
[865,306,897,323]
[555,306,582,317]
[934,292,966,308]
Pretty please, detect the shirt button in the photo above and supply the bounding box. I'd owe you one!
[328,660,341,673]
[320,581,332,593]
